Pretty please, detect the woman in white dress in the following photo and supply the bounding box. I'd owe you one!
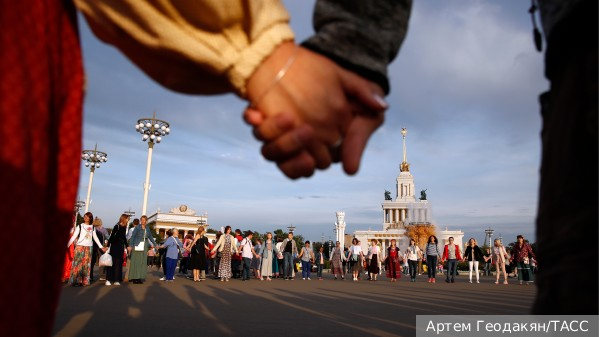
[492,239,509,284]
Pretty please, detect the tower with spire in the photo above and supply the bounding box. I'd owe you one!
[396,128,416,203]
[349,127,464,254]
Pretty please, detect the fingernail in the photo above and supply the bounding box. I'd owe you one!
[373,94,388,109]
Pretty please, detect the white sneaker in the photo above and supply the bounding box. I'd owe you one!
[105,281,111,286]
[302,278,305,280]
[307,277,311,280]
[476,280,480,283]
[114,282,120,285]
[159,277,166,281]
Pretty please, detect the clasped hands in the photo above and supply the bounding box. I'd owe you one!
[244,42,388,179]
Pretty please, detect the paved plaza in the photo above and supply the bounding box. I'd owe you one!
[53,270,536,337]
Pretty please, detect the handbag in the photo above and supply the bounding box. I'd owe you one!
[134,228,146,251]
[99,248,113,267]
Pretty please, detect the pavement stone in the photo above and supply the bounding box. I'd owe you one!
[53,270,535,337]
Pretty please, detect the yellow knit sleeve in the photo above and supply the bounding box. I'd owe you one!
[74,0,294,97]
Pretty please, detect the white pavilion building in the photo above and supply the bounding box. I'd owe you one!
[147,204,215,242]
[351,128,463,254]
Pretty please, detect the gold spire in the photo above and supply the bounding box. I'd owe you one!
[400,128,410,172]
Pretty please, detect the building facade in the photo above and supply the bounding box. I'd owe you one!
[147,204,215,242]
[351,128,464,255]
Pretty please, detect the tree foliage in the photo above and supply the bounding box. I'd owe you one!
[405,224,436,248]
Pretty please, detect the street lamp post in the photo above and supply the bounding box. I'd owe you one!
[124,208,136,235]
[74,197,85,226]
[135,113,170,216]
[484,227,495,249]
[287,224,296,234]
[81,144,108,213]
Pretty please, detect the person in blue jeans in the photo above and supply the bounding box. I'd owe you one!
[298,241,314,280]
[239,231,260,281]
[442,237,462,283]
[280,232,298,280]
[158,228,183,282]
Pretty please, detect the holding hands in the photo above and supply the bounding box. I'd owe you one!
[244,42,388,179]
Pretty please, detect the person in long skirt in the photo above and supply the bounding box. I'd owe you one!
[127,215,157,284]
[211,226,239,282]
[330,241,345,280]
[386,239,402,282]
[349,238,365,281]
[66,212,106,286]
[367,239,381,281]
[259,232,279,281]
[492,239,509,284]
[187,226,209,282]
[105,214,129,286]
[510,235,537,285]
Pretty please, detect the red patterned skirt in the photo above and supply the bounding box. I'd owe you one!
[68,246,92,286]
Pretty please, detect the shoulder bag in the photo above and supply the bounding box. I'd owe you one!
[134,227,146,251]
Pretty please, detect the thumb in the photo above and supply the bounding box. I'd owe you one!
[341,113,385,175]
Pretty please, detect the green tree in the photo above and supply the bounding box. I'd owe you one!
[293,234,305,250]
[273,229,286,241]
[313,242,323,255]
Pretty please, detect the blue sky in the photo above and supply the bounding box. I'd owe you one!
[77,0,547,246]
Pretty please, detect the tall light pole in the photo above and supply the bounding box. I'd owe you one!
[484,227,495,249]
[81,144,108,213]
[287,224,296,234]
[74,197,85,226]
[135,113,170,216]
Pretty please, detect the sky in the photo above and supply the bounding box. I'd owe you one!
[76,0,547,246]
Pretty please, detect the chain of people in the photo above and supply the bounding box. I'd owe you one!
[64,212,537,287]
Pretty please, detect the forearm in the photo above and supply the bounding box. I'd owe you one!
[302,0,412,94]
[74,0,294,97]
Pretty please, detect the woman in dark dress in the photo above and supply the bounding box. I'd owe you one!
[187,226,209,282]
[106,213,129,286]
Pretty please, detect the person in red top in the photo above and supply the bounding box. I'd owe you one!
[509,235,537,285]
[442,237,462,283]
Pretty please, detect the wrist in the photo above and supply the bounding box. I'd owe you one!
[246,41,298,108]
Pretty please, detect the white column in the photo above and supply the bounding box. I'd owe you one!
[401,209,405,221]
[142,143,154,216]
[84,168,95,213]
[395,209,399,224]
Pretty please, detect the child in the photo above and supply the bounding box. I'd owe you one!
[315,246,326,280]
[297,241,314,280]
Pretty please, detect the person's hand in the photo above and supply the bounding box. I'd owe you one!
[127,247,132,254]
[245,42,387,178]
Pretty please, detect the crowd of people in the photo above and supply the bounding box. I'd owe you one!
[64,218,538,286]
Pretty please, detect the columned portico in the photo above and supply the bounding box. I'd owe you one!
[147,204,211,240]
[349,127,464,255]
